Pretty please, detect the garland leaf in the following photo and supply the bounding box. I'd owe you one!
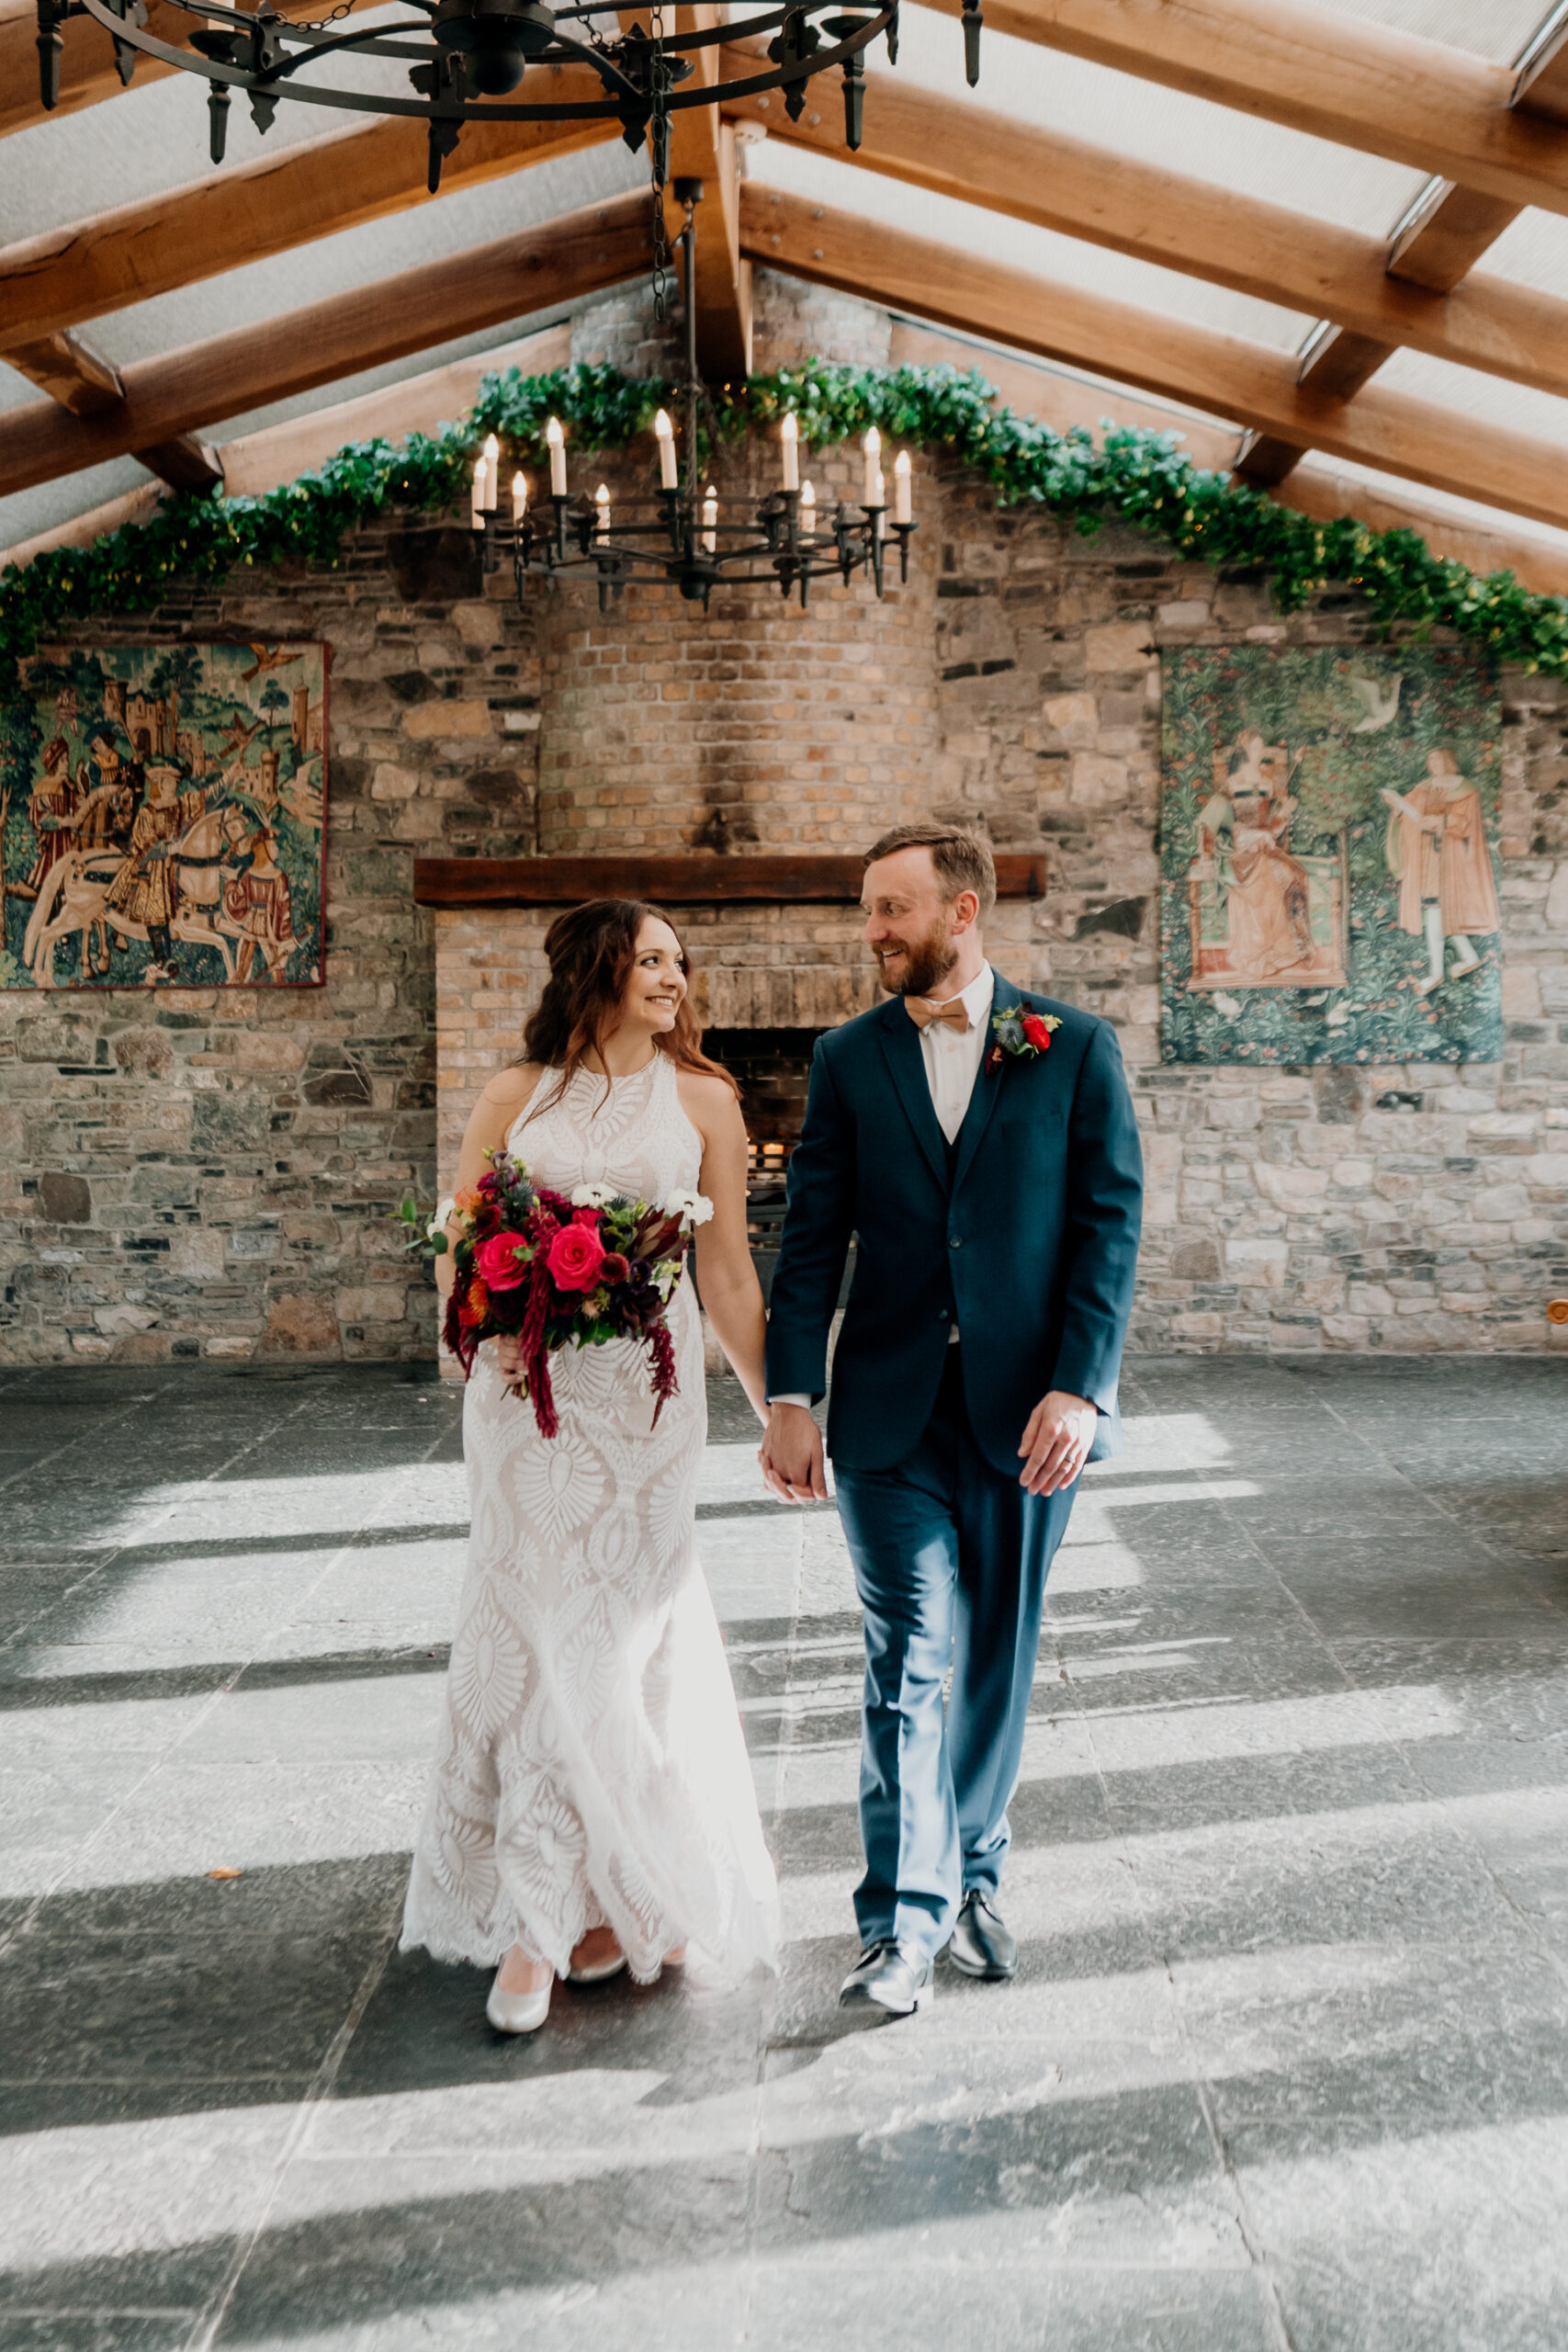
[5,362,1564,674]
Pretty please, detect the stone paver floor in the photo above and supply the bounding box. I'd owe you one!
[2,1354,1567,2350]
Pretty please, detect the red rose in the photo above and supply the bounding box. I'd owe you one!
[572,1205,602,1227]
[1021,1013,1053,1051]
[546,1220,606,1292]
[474,1231,528,1291]
[600,1251,629,1284]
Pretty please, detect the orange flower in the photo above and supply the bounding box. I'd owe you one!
[454,1183,485,1217]
[457,1275,491,1329]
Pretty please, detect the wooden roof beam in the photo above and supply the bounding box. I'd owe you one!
[740,185,1568,532]
[0,0,323,140]
[0,83,617,354]
[886,319,1568,601]
[721,59,1568,408]
[663,9,751,381]
[0,191,651,498]
[1235,23,1568,487]
[5,322,223,491]
[914,0,1568,219]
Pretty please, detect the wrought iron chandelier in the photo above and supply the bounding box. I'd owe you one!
[468,182,915,612]
[43,0,985,188]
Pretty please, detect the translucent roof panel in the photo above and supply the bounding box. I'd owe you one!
[5,0,1568,560]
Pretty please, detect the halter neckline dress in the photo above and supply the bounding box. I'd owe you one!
[400,1054,778,1983]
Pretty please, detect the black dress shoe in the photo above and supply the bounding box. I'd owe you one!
[947,1890,1018,1980]
[839,1939,936,2017]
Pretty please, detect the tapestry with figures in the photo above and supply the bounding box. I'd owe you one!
[1159,644,1503,1066]
[0,642,326,990]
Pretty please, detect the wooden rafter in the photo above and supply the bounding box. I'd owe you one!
[1237,26,1568,484]
[740,187,1568,532]
[0,193,651,498]
[886,321,1568,601]
[914,0,1568,220]
[0,0,323,141]
[721,58,1568,409]
[0,78,617,353]
[0,323,574,571]
[663,9,751,381]
[6,324,223,491]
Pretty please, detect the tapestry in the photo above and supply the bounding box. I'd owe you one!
[1159,645,1503,1065]
[1,642,326,990]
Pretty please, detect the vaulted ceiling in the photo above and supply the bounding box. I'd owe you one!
[6,0,1568,590]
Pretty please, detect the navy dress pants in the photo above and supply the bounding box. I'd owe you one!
[832,1348,1078,1962]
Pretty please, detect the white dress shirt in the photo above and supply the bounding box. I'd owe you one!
[769,964,994,1402]
[917,961,995,1145]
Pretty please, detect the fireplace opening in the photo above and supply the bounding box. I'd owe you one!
[703,1025,841,1303]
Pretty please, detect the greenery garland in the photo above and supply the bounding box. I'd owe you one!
[5,359,1566,675]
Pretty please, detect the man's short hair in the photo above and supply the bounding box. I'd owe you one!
[863,822,997,918]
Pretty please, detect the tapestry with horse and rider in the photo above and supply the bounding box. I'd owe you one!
[1,641,326,991]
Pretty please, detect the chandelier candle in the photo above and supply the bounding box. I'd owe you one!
[481,435,500,513]
[800,481,817,538]
[894,450,912,525]
[595,484,611,537]
[512,472,527,524]
[874,469,886,539]
[547,417,567,497]
[655,410,678,492]
[863,427,881,506]
[781,413,800,492]
[702,486,717,554]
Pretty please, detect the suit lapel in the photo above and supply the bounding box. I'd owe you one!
[876,998,949,1188]
[951,971,1016,1199]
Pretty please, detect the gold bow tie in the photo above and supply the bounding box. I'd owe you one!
[906,994,971,1034]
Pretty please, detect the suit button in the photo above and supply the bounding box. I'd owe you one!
[949,1236,963,1249]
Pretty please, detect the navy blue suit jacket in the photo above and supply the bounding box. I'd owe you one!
[763,973,1144,1476]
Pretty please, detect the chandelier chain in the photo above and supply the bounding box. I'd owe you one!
[649,1,671,323]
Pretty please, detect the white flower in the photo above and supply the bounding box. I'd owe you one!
[663,1189,714,1227]
[570,1182,617,1208]
[427,1195,456,1241]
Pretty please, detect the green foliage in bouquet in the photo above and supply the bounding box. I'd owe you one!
[6,363,1567,677]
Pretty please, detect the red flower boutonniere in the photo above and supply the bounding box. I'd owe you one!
[986,1005,1062,1073]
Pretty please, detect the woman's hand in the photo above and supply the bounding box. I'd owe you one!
[494,1333,525,1383]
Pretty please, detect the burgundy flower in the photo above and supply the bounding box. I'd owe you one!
[600,1251,629,1284]
[546,1221,606,1292]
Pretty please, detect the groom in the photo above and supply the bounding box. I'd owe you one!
[761,825,1143,2016]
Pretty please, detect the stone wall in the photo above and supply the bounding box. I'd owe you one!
[3,278,1566,1364]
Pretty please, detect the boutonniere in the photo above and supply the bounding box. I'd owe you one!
[987,1007,1061,1073]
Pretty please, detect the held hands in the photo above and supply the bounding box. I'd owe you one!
[1018,1390,1097,1497]
[759,1401,828,1505]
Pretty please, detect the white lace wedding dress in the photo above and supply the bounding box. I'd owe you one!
[400,1054,779,1984]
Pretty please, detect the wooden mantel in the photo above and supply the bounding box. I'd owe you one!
[413,854,1049,907]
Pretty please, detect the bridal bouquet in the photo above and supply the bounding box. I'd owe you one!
[399,1152,711,1439]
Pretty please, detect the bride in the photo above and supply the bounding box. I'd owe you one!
[400,898,779,2030]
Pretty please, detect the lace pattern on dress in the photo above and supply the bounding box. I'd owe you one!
[400,1055,779,1983]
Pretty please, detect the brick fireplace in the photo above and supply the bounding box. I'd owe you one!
[423,854,1048,1195]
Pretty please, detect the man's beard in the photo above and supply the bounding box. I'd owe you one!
[874,922,958,1000]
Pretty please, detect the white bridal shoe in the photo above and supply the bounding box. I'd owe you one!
[567,1951,627,1984]
[486,1973,552,2035]
[486,1977,551,2033]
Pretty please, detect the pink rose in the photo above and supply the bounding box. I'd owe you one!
[1021,1012,1054,1051]
[547,1220,606,1292]
[474,1231,528,1291]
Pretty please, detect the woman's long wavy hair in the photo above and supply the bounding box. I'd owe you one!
[514,898,738,1123]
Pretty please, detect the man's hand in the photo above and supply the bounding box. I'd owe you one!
[760,1402,829,1504]
[1018,1390,1097,1497]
